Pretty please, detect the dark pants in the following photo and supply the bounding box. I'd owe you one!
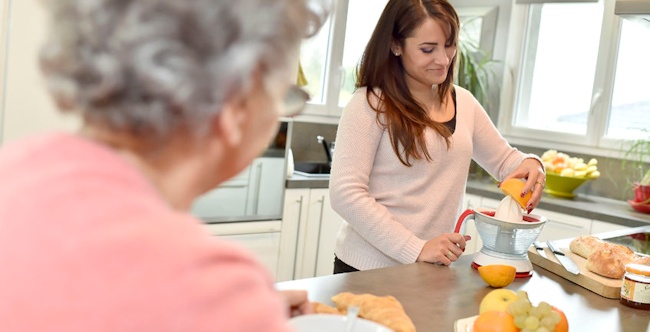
[333,256,359,274]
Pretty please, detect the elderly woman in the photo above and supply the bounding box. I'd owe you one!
[0,0,327,331]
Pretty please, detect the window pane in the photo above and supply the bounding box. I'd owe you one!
[338,0,388,107]
[514,2,603,134]
[607,20,650,139]
[299,17,332,104]
[459,16,483,46]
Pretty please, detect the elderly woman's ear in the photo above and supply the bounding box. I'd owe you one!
[214,97,247,148]
[212,66,266,148]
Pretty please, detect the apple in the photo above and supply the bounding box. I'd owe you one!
[479,289,517,314]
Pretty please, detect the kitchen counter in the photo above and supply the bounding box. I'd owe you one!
[276,254,649,331]
[285,175,650,227]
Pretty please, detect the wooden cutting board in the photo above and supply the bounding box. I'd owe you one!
[528,239,622,299]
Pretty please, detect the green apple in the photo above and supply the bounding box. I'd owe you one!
[479,289,517,314]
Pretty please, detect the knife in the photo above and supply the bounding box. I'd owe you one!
[547,241,580,275]
[532,241,548,259]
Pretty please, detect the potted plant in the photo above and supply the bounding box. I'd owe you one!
[454,33,498,111]
[622,134,650,205]
[455,21,499,180]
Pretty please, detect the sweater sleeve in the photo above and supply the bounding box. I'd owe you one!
[329,89,426,264]
[464,89,539,180]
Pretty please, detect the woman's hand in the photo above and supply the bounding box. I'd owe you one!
[278,290,312,317]
[501,158,546,213]
[416,233,472,266]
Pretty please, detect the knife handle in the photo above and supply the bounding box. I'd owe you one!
[547,241,562,255]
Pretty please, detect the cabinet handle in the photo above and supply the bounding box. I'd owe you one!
[312,195,326,276]
[291,195,304,278]
[252,162,263,214]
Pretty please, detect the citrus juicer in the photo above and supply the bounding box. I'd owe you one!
[454,208,547,278]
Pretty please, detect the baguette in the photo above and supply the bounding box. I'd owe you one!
[570,235,649,279]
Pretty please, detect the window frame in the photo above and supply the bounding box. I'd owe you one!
[499,0,636,158]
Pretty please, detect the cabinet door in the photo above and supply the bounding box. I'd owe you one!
[590,220,630,235]
[277,189,310,282]
[314,189,345,277]
[294,189,328,279]
[534,208,591,242]
[246,157,285,216]
[190,167,250,220]
[204,221,282,280]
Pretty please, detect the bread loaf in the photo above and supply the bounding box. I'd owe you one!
[569,235,606,259]
[312,292,416,332]
[570,235,649,279]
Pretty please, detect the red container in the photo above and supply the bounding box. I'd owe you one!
[634,183,650,202]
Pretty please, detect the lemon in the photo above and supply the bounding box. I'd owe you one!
[478,265,517,288]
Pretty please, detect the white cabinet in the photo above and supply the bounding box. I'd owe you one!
[192,168,251,219]
[590,220,630,235]
[534,208,592,242]
[277,188,344,281]
[204,221,282,280]
[191,157,285,221]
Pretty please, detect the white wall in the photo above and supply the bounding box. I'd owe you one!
[0,0,79,145]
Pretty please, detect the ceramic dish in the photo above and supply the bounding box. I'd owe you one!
[289,314,393,332]
[544,173,589,198]
[454,315,477,332]
[628,200,650,214]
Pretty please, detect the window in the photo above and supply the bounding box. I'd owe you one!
[297,0,508,120]
[608,19,650,140]
[298,0,388,118]
[502,0,650,155]
[514,2,603,135]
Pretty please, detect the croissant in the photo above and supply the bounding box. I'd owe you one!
[311,302,340,315]
[331,292,416,332]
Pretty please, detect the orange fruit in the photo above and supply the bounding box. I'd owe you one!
[478,265,517,288]
[553,307,569,332]
[473,311,518,332]
[500,178,532,209]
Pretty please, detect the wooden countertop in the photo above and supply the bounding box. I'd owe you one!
[276,255,650,331]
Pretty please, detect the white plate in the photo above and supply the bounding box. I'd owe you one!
[454,315,478,332]
[289,314,393,332]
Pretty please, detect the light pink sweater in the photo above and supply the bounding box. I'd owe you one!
[0,133,291,331]
[330,86,537,270]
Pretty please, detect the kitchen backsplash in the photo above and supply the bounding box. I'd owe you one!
[289,121,338,164]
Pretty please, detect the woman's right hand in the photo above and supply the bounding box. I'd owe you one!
[416,233,471,265]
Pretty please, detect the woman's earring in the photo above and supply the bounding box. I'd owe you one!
[393,51,400,56]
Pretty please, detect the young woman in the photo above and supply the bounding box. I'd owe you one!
[329,0,545,273]
[0,0,327,330]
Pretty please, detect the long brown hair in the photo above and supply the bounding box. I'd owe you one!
[356,0,459,166]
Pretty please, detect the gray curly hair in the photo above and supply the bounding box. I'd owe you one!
[39,0,329,139]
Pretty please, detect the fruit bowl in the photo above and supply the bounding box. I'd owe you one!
[628,199,650,214]
[544,173,589,198]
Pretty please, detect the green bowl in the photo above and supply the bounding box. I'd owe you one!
[544,173,589,198]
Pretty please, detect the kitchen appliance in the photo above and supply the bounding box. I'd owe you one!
[454,208,547,278]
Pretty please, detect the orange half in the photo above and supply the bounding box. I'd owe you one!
[500,178,532,210]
